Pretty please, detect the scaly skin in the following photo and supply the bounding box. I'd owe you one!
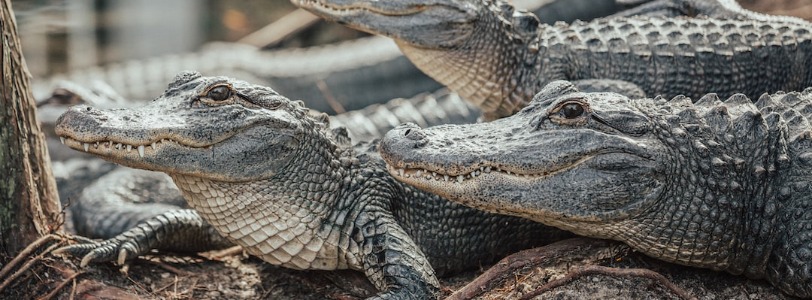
[294,0,812,119]
[379,81,812,297]
[53,72,569,299]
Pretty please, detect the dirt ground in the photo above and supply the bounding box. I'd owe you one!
[3,0,811,299]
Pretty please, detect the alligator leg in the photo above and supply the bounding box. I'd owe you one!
[355,211,440,299]
[766,194,812,297]
[55,209,231,267]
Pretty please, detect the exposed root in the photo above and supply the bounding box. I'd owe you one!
[446,238,624,300]
[0,234,59,281]
[519,265,695,300]
[0,235,64,293]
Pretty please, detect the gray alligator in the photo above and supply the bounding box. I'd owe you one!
[53,72,570,299]
[379,81,812,297]
[295,0,812,119]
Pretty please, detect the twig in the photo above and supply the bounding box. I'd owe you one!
[0,240,63,293]
[238,8,321,48]
[140,259,196,276]
[317,79,346,114]
[36,271,85,300]
[69,275,77,300]
[519,265,695,300]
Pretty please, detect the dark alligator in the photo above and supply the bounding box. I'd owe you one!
[295,0,812,119]
[379,80,812,297]
[33,0,637,115]
[52,72,570,299]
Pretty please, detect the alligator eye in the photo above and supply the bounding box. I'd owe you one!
[561,103,585,119]
[207,86,231,101]
[267,99,283,109]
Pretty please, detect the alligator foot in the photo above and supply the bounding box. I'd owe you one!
[520,265,695,300]
[54,209,211,267]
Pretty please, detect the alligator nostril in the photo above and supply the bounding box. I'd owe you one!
[86,107,92,111]
[403,127,427,141]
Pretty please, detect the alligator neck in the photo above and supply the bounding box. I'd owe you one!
[395,10,533,119]
[608,112,792,277]
[169,134,360,271]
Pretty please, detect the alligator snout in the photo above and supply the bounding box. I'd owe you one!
[55,105,107,137]
[384,123,428,148]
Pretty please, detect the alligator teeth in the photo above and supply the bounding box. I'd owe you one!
[397,169,404,176]
[457,175,463,183]
[151,142,156,149]
[432,172,437,177]
[126,144,132,152]
[94,142,99,148]
[444,175,449,181]
[115,143,122,150]
[484,166,491,173]
[60,137,65,144]
[425,174,432,180]
[137,145,145,158]
[83,143,89,152]
[415,170,422,177]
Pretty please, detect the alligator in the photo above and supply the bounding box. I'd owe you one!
[33,0,636,116]
[52,72,570,299]
[378,80,812,297]
[294,0,812,120]
[58,87,481,237]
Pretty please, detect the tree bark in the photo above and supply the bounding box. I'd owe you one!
[0,0,61,262]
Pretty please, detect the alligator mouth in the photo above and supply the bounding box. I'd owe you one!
[385,155,595,184]
[296,0,431,16]
[58,135,212,158]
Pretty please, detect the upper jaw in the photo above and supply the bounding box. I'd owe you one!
[294,0,433,16]
[294,0,476,47]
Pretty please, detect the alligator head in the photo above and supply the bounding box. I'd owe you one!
[292,0,485,48]
[381,80,811,276]
[55,71,340,182]
[381,81,667,232]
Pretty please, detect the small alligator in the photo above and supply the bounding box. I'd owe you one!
[53,72,570,299]
[379,81,812,297]
[295,0,812,119]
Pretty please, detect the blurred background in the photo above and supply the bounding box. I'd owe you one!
[12,0,812,81]
[13,0,366,78]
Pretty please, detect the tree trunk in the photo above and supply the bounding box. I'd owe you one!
[0,0,61,262]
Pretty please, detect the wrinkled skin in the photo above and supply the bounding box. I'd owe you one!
[380,81,812,297]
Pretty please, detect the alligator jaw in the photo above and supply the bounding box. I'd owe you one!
[294,0,476,48]
[385,154,594,186]
[58,135,213,160]
[294,0,432,17]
